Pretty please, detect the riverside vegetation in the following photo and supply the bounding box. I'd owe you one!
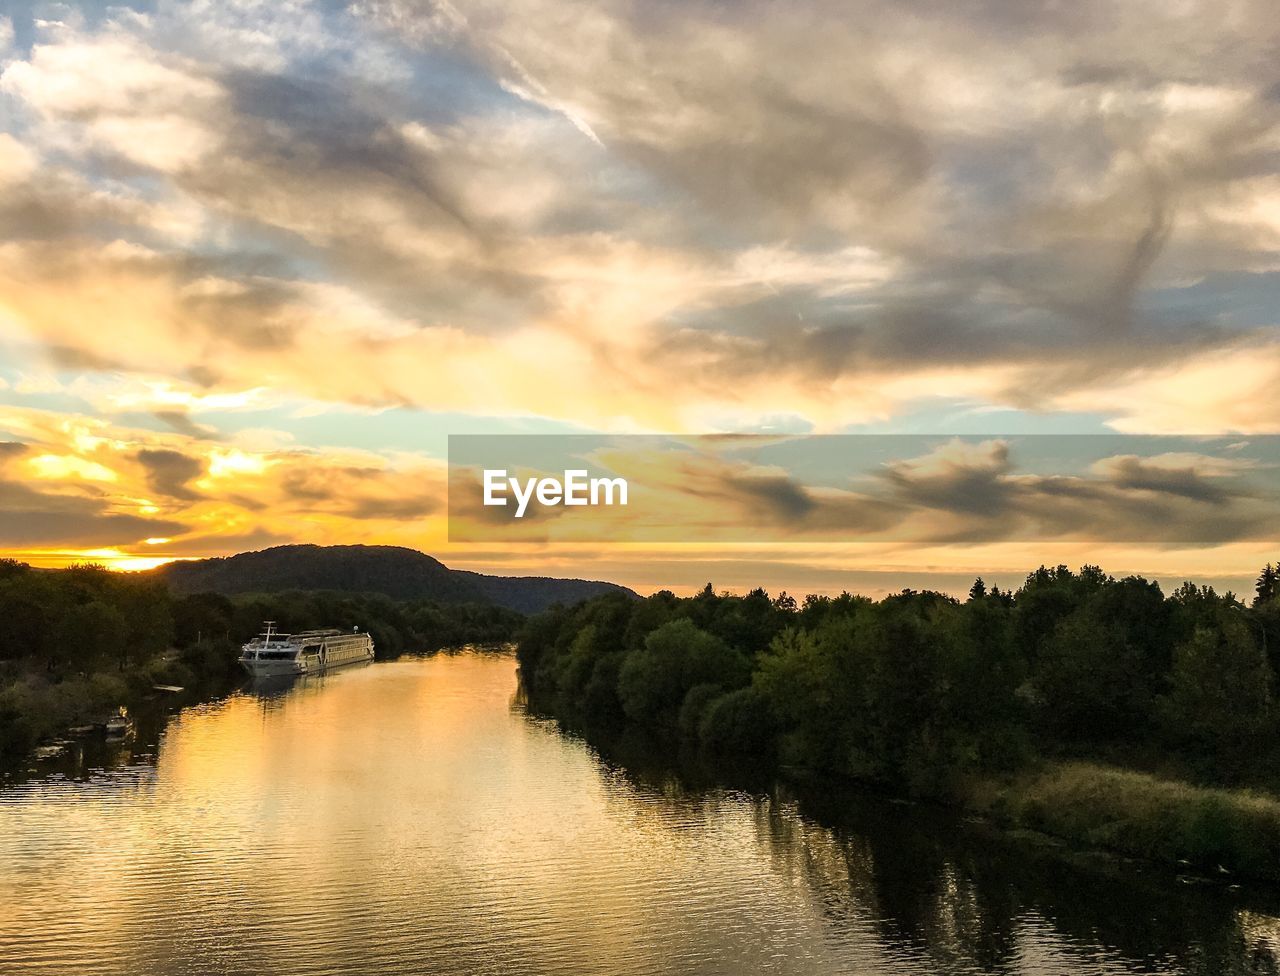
[0,558,523,757]
[517,563,1280,881]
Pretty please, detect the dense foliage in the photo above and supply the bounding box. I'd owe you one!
[518,564,1280,797]
[0,559,524,755]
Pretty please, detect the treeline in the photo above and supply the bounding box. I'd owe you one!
[517,564,1280,797]
[0,559,524,755]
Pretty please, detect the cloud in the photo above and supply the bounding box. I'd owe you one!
[136,448,204,500]
[1089,454,1240,504]
[447,436,1280,545]
[879,440,1014,517]
[1047,341,1280,433]
[0,507,186,547]
[0,32,224,172]
[872,439,1271,544]
[279,462,441,520]
[0,404,454,566]
[0,4,1273,438]
[0,473,187,546]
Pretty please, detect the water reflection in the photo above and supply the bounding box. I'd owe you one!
[1,652,1278,975]
[575,727,1280,976]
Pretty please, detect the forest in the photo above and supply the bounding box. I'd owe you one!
[0,559,523,756]
[517,563,1280,878]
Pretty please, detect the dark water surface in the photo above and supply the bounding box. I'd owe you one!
[2,651,1279,975]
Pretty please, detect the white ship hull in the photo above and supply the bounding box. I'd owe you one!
[240,626,375,678]
[241,653,373,677]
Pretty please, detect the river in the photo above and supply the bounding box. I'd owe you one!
[2,651,1278,975]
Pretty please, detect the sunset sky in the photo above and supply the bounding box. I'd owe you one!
[0,0,1278,596]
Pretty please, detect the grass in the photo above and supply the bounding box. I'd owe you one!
[969,761,1280,882]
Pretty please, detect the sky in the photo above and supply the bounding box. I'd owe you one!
[0,0,1278,596]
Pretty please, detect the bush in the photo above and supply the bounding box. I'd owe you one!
[678,683,723,739]
[617,620,749,728]
[0,673,129,756]
[698,687,776,757]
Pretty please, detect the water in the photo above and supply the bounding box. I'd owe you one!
[2,651,1279,976]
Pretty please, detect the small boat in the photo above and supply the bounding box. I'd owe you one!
[103,711,133,737]
[239,621,375,678]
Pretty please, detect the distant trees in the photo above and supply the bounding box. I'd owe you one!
[518,558,1280,796]
[0,563,168,672]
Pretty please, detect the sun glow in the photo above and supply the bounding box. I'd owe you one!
[27,454,119,481]
[205,448,270,478]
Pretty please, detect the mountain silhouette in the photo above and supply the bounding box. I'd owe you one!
[153,544,635,614]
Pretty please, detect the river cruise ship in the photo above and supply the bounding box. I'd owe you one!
[240,622,375,677]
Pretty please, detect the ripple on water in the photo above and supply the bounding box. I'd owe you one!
[1,652,1276,976]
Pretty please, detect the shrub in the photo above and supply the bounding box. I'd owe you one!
[617,620,749,728]
[698,687,776,758]
[678,683,723,739]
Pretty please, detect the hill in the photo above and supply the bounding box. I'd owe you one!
[152,544,636,613]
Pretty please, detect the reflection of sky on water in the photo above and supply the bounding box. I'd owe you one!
[1,653,1277,975]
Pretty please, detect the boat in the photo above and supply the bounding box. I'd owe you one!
[239,621,375,677]
[103,709,133,737]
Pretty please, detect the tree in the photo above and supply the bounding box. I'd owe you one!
[1032,606,1148,744]
[117,582,174,668]
[0,593,51,661]
[1256,563,1279,607]
[1160,613,1274,776]
[772,591,798,614]
[0,558,30,580]
[755,626,843,767]
[173,592,235,646]
[617,619,749,728]
[53,601,128,672]
[514,556,1280,795]
[698,687,776,756]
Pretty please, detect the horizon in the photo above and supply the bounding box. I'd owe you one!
[22,540,1271,605]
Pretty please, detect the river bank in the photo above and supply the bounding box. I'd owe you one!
[0,647,242,762]
[967,761,1280,883]
[2,642,520,770]
[0,557,528,761]
[515,573,1280,887]
[535,701,1280,888]
[534,697,1280,887]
